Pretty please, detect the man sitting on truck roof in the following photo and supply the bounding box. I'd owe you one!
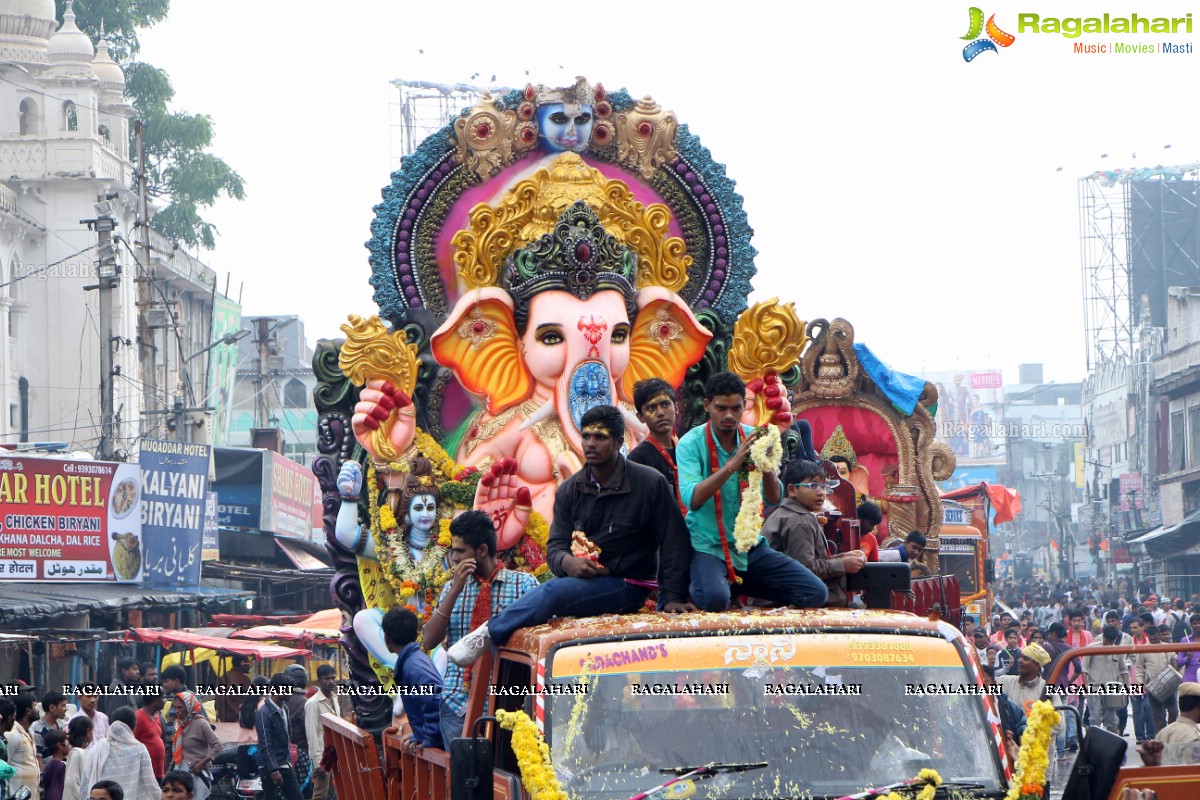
[422,510,539,748]
[676,371,827,612]
[446,404,696,667]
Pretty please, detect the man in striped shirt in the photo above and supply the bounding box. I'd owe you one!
[421,511,538,749]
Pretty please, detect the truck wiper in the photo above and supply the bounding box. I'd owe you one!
[849,780,987,800]
[657,762,769,776]
[627,762,768,800]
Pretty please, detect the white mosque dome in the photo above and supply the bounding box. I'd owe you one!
[91,36,124,87]
[0,0,58,64]
[47,1,96,74]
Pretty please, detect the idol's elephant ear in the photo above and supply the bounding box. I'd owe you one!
[431,288,532,414]
[622,286,713,402]
[849,464,871,499]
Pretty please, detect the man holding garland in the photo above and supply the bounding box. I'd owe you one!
[676,371,827,611]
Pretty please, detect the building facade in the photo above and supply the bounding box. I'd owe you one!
[0,1,225,453]
[228,315,318,465]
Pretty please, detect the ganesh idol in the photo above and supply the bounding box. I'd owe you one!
[352,153,713,535]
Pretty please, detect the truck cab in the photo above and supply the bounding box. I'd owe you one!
[335,609,1012,800]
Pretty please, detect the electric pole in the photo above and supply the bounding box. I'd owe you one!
[87,201,120,460]
[134,121,158,435]
[254,316,274,428]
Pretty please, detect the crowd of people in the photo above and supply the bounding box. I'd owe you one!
[0,657,367,800]
[964,577,1200,763]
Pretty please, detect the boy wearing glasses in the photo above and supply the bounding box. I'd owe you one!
[763,459,867,607]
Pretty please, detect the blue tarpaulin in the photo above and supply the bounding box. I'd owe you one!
[852,343,926,416]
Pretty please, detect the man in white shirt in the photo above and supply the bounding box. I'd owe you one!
[5,694,41,799]
[68,692,108,746]
[304,666,352,800]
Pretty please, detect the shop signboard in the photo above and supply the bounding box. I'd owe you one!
[267,453,319,539]
[214,448,321,537]
[0,455,142,582]
[202,491,219,560]
[139,440,211,589]
[214,447,270,529]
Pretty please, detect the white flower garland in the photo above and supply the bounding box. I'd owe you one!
[734,426,783,553]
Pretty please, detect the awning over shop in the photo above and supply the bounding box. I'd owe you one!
[126,627,311,658]
[275,538,328,571]
[1126,508,1200,558]
[0,583,252,626]
[230,608,341,644]
[210,613,311,625]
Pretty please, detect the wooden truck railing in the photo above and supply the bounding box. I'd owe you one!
[1046,640,1200,800]
[321,713,386,800]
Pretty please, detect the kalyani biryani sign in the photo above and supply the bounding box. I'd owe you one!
[0,455,142,582]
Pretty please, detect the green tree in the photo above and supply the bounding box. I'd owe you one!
[61,1,245,249]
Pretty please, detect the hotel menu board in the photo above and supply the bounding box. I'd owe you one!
[0,455,142,582]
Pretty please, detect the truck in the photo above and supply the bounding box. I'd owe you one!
[325,607,1013,800]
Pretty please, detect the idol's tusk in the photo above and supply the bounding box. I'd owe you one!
[519,400,557,431]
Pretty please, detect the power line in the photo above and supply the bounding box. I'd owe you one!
[0,244,99,289]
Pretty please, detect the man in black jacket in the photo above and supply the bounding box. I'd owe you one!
[257,674,303,800]
[448,404,695,666]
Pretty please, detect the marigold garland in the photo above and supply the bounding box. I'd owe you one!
[437,518,453,547]
[495,709,568,800]
[525,511,550,549]
[1003,700,1059,800]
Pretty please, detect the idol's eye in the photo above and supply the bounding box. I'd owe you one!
[549,112,570,124]
[575,112,593,125]
[537,329,564,345]
[611,325,630,344]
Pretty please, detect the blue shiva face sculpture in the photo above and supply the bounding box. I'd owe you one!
[537,102,594,153]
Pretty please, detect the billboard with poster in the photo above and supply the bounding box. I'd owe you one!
[0,455,142,582]
[208,295,243,447]
[921,370,1006,465]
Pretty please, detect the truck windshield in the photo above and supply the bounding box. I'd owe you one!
[546,632,1005,800]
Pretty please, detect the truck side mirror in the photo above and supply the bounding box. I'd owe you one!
[846,563,911,609]
[450,716,495,800]
[984,559,996,583]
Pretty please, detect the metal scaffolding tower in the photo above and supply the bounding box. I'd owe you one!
[389,79,494,170]
[1078,163,1200,371]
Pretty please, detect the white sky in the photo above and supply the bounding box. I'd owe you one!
[136,0,1200,385]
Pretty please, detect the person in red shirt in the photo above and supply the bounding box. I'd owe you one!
[134,692,167,780]
[856,501,882,562]
[1065,608,1095,648]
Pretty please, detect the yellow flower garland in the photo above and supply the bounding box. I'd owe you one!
[1003,700,1059,800]
[495,709,568,800]
[438,518,453,547]
[525,511,550,549]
